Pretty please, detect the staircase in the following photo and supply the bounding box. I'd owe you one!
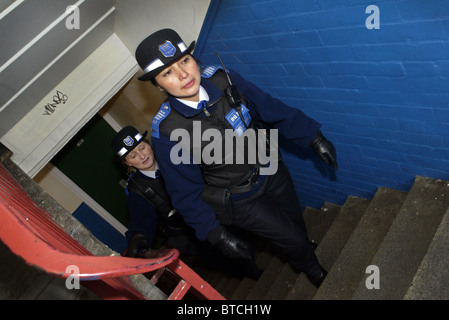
[192,175,449,300]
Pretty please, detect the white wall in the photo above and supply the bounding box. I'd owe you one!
[1,0,211,178]
[32,1,211,227]
[108,0,212,134]
[114,0,210,55]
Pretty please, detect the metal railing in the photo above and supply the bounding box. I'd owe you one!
[0,163,224,300]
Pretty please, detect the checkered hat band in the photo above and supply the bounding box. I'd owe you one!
[142,41,187,74]
[117,133,143,157]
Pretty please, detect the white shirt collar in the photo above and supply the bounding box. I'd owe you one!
[176,86,209,109]
[139,163,159,179]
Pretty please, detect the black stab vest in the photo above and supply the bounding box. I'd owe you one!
[126,172,174,216]
[158,70,260,189]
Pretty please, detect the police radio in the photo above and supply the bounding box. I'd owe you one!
[215,52,248,129]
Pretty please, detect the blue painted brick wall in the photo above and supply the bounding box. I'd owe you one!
[196,0,449,209]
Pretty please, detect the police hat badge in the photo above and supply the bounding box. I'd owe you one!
[159,40,176,58]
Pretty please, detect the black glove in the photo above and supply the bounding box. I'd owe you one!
[310,131,338,169]
[128,233,150,257]
[207,225,254,261]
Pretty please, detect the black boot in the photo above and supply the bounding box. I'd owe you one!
[241,259,264,280]
[305,263,328,288]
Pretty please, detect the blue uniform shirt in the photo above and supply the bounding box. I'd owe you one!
[151,68,321,241]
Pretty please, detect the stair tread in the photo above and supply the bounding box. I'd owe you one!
[314,188,407,300]
[186,176,449,301]
[285,196,370,300]
[405,206,449,299]
[245,254,286,300]
[263,263,298,300]
[230,242,275,300]
[262,203,339,299]
[304,203,340,244]
[352,176,449,300]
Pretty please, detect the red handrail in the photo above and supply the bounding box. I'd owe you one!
[0,201,179,280]
[0,164,179,280]
[0,162,225,300]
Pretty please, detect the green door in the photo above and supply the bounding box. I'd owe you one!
[51,114,129,226]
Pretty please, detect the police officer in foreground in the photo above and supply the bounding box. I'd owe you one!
[111,126,262,279]
[134,29,338,287]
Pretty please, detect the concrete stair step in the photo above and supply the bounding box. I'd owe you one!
[230,241,275,300]
[245,254,287,300]
[208,268,240,299]
[226,203,340,300]
[284,196,370,299]
[303,203,340,245]
[352,176,449,300]
[184,176,449,300]
[314,188,407,300]
[262,263,297,300]
[263,204,339,300]
[218,275,244,299]
[187,232,268,299]
[405,206,449,299]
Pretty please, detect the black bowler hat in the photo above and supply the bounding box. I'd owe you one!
[111,126,148,159]
[135,28,195,81]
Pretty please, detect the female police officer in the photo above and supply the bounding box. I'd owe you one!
[134,29,338,287]
[111,125,262,279]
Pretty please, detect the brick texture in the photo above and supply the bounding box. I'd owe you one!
[196,0,449,209]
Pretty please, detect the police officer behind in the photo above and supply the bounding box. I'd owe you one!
[134,29,338,287]
[111,126,185,257]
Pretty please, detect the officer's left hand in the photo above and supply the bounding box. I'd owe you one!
[310,131,338,169]
[128,233,150,257]
[207,225,254,261]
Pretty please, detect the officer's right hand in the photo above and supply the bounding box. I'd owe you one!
[128,233,150,257]
[207,225,254,261]
[310,130,338,169]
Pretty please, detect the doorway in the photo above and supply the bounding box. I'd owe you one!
[51,114,128,226]
[49,114,129,252]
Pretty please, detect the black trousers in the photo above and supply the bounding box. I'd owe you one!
[231,161,319,273]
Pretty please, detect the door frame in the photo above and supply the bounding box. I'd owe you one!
[44,162,127,236]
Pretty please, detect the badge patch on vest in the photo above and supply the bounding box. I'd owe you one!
[159,40,176,57]
[225,105,251,136]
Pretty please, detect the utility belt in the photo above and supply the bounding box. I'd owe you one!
[229,168,260,194]
[201,168,260,225]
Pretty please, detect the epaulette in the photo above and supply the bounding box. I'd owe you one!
[151,102,171,138]
[201,65,225,78]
